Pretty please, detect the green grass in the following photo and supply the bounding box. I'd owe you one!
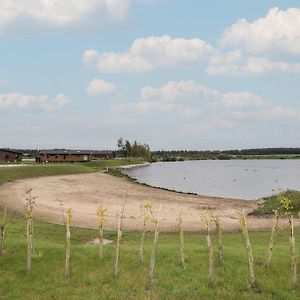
[85,158,145,169]
[251,190,300,216]
[0,208,299,299]
[0,158,145,186]
[0,164,96,186]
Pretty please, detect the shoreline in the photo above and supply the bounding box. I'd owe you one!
[0,171,284,232]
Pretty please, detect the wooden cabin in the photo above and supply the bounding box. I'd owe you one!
[0,148,22,162]
[36,150,114,163]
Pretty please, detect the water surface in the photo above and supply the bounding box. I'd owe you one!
[123,160,300,200]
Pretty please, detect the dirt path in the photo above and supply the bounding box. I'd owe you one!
[0,172,291,232]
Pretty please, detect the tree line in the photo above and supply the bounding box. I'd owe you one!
[117,138,151,160]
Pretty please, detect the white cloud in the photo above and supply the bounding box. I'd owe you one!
[0,0,148,34]
[141,80,218,101]
[112,80,267,123]
[83,35,218,73]
[220,91,266,108]
[206,56,300,76]
[183,117,235,133]
[221,7,300,56]
[0,92,70,111]
[86,78,116,95]
[234,106,300,122]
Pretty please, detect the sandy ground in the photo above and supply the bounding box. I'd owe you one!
[0,172,294,232]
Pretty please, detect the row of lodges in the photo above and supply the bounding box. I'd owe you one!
[0,148,114,163]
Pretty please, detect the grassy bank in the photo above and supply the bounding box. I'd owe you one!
[0,208,299,299]
[251,190,300,216]
[0,158,144,186]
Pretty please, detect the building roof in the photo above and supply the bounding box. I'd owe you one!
[0,148,23,154]
[39,149,114,155]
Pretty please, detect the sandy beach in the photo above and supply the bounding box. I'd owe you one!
[0,172,292,232]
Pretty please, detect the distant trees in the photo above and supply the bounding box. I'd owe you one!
[117,138,150,160]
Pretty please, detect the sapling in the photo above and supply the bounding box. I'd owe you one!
[25,189,36,273]
[279,192,297,286]
[148,204,162,282]
[58,199,66,226]
[96,205,107,259]
[139,204,149,263]
[65,208,72,279]
[240,215,255,289]
[177,211,185,269]
[0,207,7,256]
[201,214,214,284]
[265,209,279,267]
[114,196,127,276]
[211,213,222,267]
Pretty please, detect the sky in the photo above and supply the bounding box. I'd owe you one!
[1,0,300,151]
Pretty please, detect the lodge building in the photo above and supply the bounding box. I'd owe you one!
[36,150,114,163]
[0,149,22,162]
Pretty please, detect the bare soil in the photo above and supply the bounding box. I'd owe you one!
[0,172,293,232]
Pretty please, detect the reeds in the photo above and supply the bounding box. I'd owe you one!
[279,192,297,286]
[96,205,107,259]
[25,189,35,273]
[201,214,214,284]
[65,208,72,279]
[148,204,162,282]
[266,209,279,267]
[177,211,185,269]
[0,207,7,256]
[240,215,255,289]
[114,197,127,276]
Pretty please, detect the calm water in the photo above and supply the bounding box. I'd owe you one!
[123,160,300,200]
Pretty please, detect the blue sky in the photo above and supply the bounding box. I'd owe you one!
[1,0,300,150]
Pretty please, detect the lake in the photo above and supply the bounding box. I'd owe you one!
[122,160,300,200]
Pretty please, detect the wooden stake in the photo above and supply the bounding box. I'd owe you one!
[114,196,127,276]
[240,215,255,289]
[65,208,72,279]
[177,211,185,269]
[0,207,7,256]
[266,209,279,267]
[289,215,297,287]
[201,215,214,284]
[149,204,162,282]
[139,205,147,263]
[212,214,222,267]
[96,205,107,259]
[279,192,297,286]
[25,189,35,273]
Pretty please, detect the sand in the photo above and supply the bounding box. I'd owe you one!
[0,172,293,232]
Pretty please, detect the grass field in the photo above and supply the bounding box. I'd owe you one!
[0,158,144,186]
[251,190,300,216]
[1,160,300,299]
[0,208,299,299]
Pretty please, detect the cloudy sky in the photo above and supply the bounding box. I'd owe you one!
[1,0,300,150]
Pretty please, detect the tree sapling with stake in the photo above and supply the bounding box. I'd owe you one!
[114,195,127,276]
[148,204,162,282]
[139,203,149,263]
[25,189,36,273]
[266,209,279,267]
[279,192,297,287]
[240,214,256,289]
[65,208,72,279]
[177,210,185,269]
[0,207,7,256]
[96,205,107,259]
[201,213,214,284]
